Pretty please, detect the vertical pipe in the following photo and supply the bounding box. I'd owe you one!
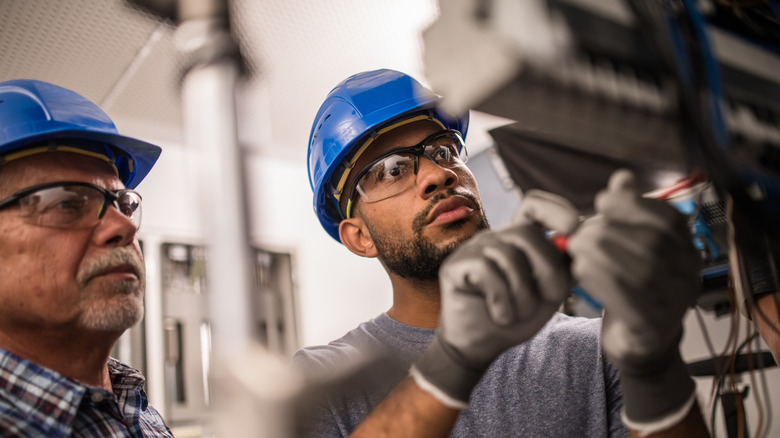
[142,234,167,418]
[182,57,254,357]
[173,1,300,434]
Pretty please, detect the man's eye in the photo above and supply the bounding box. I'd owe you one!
[35,194,88,222]
[380,161,410,181]
[33,193,87,212]
[428,144,457,163]
[436,147,452,160]
[369,156,409,182]
[387,166,402,178]
[54,198,86,210]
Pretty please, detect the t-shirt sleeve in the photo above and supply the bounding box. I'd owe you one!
[291,349,349,438]
[295,399,345,438]
[604,355,628,437]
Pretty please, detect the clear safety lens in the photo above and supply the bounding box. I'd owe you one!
[354,130,468,204]
[13,183,142,229]
[356,154,417,202]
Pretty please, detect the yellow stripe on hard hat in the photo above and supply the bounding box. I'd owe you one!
[0,144,120,176]
[332,114,445,205]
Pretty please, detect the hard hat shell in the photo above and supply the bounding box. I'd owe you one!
[307,69,469,243]
[0,79,162,189]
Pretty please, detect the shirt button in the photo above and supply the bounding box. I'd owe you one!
[90,392,106,403]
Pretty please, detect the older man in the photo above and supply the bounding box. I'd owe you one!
[0,79,171,437]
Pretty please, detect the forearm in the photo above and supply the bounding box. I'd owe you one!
[350,377,460,438]
[629,400,709,438]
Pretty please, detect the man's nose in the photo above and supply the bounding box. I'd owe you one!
[415,156,459,199]
[92,203,137,247]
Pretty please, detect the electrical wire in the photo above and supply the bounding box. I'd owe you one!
[729,209,755,438]
[708,279,741,438]
[726,199,777,437]
[747,234,778,438]
[682,0,731,149]
[734,7,780,42]
[757,231,780,337]
[743,275,780,341]
[692,305,727,436]
[751,7,780,26]
[752,326,774,438]
[625,2,780,436]
[744,319,766,438]
[638,0,780,241]
[727,194,780,339]
[715,0,780,28]
[695,306,720,359]
[743,314,762,438]
[710,323,757,437]
[707,251,774,438]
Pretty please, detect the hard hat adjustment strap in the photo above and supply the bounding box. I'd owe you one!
[0,142,121,177]
[330,114,442,205]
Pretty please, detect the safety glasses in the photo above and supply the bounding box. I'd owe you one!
[0,181,143,230]
[345,129,468,218]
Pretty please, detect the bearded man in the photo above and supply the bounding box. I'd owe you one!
[295,69,710,438]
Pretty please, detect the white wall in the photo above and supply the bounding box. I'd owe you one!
[136,142,392,350]
[243,153,393,347]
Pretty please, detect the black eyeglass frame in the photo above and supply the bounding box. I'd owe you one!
[343,129,468,218]
[0,181,142,228]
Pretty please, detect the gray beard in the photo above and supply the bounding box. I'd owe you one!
[78,291,144,331]
[366,190,490,282]
[76,247,146,331]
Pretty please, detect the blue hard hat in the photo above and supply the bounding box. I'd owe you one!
[307,69,469,243]
[0,79,161,189]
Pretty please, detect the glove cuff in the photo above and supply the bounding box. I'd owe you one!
[621,391,697,437]
[619,348,696,426]
[410,335,486,409]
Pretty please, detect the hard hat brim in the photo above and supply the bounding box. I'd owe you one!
[1,128,161,189]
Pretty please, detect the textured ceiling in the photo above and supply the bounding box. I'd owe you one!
[0,0,509,161]
[0,1,181,134]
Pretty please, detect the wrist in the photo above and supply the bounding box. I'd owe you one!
[411,335,487,408]
[621,392,697,437]
[618,347,696,424]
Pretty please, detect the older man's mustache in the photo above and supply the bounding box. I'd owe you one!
[77,247,145,289]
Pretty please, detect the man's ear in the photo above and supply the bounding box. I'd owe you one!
[339,217,379,258]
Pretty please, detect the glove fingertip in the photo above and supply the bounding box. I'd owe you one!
[595,170,640,215]
[608,169,638,193]
[513,190,580,235]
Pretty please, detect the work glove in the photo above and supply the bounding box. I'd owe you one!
[410,191,579,408]
[567,169,701,433]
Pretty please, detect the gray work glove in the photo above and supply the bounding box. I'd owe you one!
[410,191,579,408]
[567,170,701,431]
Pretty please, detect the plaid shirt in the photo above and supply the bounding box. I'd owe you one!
[0,347,173,437]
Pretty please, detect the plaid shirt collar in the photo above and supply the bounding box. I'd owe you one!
[0,346,172,437]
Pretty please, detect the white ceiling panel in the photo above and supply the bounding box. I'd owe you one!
[1,0,507,161]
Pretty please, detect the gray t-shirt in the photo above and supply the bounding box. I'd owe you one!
[293,312,627,437]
